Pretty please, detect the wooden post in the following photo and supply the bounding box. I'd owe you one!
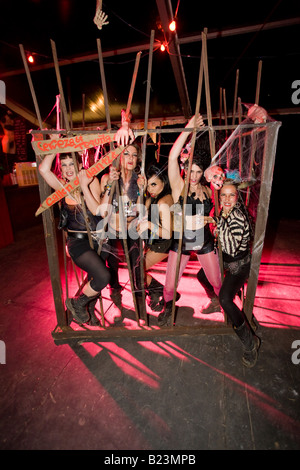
[244,121,281,322]
[96,49,142,324]
[246,60,263,206]
[202,29,224,283]
[170,34,205,327]
[232,69,239,126]
[223,88,228,129]
[82,93,85,129]
[139,30,155,325]
[255,60,263,105]
[219,87,223,125]
[19,44,67,328]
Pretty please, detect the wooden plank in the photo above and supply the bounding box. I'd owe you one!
[51,323,233,345]
[31,131,117,155]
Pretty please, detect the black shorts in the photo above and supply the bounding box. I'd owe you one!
[67,236,99,261]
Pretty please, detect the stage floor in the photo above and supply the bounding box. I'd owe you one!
[0,219,299,451]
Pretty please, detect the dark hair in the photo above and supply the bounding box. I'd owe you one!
[59,152,82,165]
[184,148,211,172]
[146,164,171,198]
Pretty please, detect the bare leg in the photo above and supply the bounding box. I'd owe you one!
[144,249,168,286]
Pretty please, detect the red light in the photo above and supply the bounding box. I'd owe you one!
[160,43,166,52]
[27,55,34,63]
[169,20,176,32]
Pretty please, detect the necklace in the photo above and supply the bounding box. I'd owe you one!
[189,183,204,201]
[221,207,234,219]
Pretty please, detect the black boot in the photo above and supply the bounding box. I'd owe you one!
[234,321,261,368]
[147,277,164,312]
[200,297,221,314]
[86,297,101,326]
[157,300,173,327]
[66,293,98,324]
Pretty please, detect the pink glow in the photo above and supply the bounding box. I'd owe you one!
[138,341,172,358]
[100,342,161,389]
[157,342,190,362]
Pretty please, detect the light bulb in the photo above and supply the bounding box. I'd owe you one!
[169,20,176,32]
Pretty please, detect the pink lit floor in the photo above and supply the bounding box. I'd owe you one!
[64,220,300,332]
[0,219,299,450]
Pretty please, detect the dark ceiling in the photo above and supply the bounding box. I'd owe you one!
[0,0,299,128]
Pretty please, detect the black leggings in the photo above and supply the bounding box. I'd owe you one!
[75,249,111,292]
[68,239,111,292]
[107,235,142,295]
[219,262,250,327]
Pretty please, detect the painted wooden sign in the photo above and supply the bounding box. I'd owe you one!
[35,146,123,216]
[31,131,117,155]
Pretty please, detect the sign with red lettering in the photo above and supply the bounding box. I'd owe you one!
[31,132,117,155]
[35,146,123,216]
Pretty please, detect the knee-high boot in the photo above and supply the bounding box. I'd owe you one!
[234,321,261,368]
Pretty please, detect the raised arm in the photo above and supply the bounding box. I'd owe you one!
[168,114,204,200]
[38,153,62,191]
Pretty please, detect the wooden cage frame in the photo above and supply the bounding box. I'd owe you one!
[20,31,281,346]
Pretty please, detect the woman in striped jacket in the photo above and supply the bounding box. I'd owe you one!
[212,179,261,367]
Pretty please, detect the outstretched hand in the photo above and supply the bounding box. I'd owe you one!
[186,114,205,129]
[115,125,135,147]
[93,10,109,30]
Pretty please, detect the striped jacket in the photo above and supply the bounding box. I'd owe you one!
[217,206,251,258]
